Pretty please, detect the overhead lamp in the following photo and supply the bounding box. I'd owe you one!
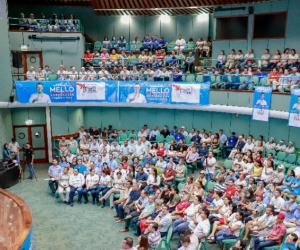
[120,15,130,24]
[160,15,170,23]
[197,14,208,22]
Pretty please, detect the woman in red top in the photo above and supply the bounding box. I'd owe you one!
[156,143,166,158]
[170,194,191,220]
[121,156,130,170]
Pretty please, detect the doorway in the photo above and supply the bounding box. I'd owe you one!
[13,125,48,163]
[22,51,43,80]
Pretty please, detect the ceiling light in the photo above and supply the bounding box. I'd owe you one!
[160,15,170,23]
[197,14,208,22]
[120,15,130,24]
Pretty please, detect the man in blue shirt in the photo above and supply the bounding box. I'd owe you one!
[191,131,201,145]
[48,159,62,193]
[135,166,148,187]
[151,35,159,51]
[89,150,98,163]
[280,233,298,250]
[115,183,141,221]
[198,143,209,162]
[175,130,185,143]
[222,132,238,158]
[143,153,155,167]
[74,159,87,175]
[219,129,227,145]
[140,35,151,51]
[107,153,118,171]
[170,126,178,138]
[158,37,168,51]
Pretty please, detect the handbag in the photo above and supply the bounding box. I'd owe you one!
[139,219,149,231]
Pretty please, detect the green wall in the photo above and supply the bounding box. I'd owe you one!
[48,106,300,147]
[0,0,13,102]
[11,108,46,125]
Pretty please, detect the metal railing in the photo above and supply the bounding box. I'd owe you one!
[8,18,83,33]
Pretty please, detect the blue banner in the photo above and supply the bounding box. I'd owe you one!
[15,80,118,103]
[119,81,210,105]
[288,88,300,127]
[252,86,272,122]
[15,80,210,105]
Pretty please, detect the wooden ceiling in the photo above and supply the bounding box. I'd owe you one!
[8,0,274,15]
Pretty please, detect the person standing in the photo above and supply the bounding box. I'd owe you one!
[8,138,20,162]
[24,143,35,179]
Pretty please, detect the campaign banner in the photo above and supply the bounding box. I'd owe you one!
[252,86,272,122]
[15,80,118,103]
[119,81,210,105]
[288,88,300,127]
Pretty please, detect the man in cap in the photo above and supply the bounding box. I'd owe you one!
[181,126,188,138]
[275,140,286,152]
[269,164,284,185]
[254,212,286,250]
[285,142,295,155]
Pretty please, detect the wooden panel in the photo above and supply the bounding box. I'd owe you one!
[0,188,32,250]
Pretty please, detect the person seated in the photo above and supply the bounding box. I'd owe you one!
[82,167,99,204]
[254,212,286,250]
[260,160,274,183]
[117,35,127,51]
[68,168,85,207]
[243,204,276,241]
[280,233,299,250]
[184,51,195,73]
[48,159,62,194]
[270,189,285,214]
[83,49,93,66]
[275,140,287,152]
[215,50,226,69]
[154,49,165,67]
[174,34,186,51]
[119,190,150,233]
[109,36,118,51]
[108,49,119,67]
[161,163,175,186]
[285,141,295,156]
[240,48,255,68]
[139,35,151,51]
[287,49,299,69]
[267,50,281,68]
[57,167,70,204]
[282,175,300,196]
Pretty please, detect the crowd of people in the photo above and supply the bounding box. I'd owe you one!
[44,124,300,250]
[12,12,79,32]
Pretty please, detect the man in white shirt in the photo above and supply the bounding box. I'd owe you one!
[89,139,100,152]
[110,140,121,158]
[8,138,20,161]
[289,67,300,91]
[68,137,78,148]
[256,93,268,107]
[77,126,86,142]
[57,65,67,80]
[149,126,160,140]
[192,209,210,242]
[203,151,216,182]
[270,189,285,213]
[26,66,36,80]
[181,126,188,138]
[126,83,146,103]
[66,150,75,163]
[143,125,151,137]
[68,66,78,80]
[29,82,51,103]
[69,168,85,207]
[138,128,148,138]
[174,34,186,51]
[119,66,131,81]
[142,137,151,153]
[98,66,110,80]
[242,139,255,153]
[132,139,145,160]
[120,140,131,159]
[275,140,286,152]
[87,66,97,80]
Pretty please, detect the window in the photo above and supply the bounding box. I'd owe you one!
[216,16,248,40]
[253,12,287,39]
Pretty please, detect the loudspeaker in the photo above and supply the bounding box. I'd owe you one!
[12,50,23,68]
[248,6,254,15]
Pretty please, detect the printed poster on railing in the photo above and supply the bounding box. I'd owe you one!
[119,81,210,105]
[252,86,272,122]
[15,81,118,103]
[288,88,300,127]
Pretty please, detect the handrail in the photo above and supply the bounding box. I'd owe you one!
[0,188,32,250]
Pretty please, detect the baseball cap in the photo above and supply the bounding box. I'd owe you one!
[278,165,284,169]
[181,126,185,129]
[200,170,205,174]
[277,213,285,220]
[256,194,263,200]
